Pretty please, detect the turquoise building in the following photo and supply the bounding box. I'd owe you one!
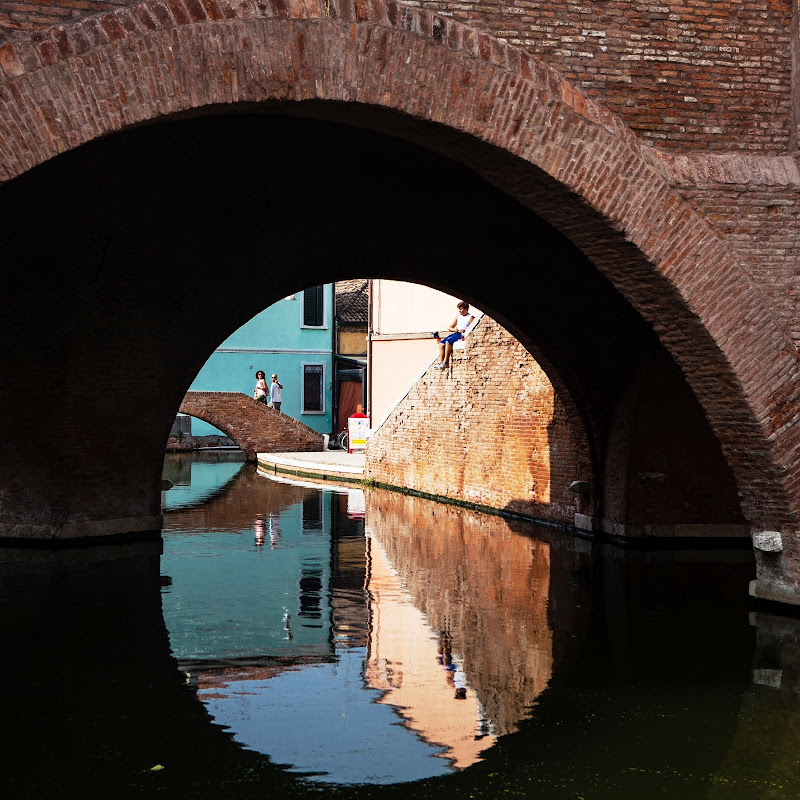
[189,285,335,436]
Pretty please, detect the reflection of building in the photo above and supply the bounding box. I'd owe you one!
[364,488,554,737]
[162,467,370,663]
[162,469,371,662]
[364,532,496,768]
[163,474,555,783]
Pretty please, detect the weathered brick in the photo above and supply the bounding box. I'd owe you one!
[180,391,324,459]
[366,317,591,524]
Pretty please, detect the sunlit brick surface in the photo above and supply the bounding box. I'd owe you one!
[367,317,591,524]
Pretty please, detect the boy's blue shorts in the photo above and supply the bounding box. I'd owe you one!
[440,332,463,345]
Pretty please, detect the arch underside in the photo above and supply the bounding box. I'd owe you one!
[179,406,253,459]
[0,0,798,551]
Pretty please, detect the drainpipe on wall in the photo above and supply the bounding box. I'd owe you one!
[333,297,339,438]
[367,279,374,420]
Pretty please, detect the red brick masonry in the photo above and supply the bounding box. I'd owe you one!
[366,317,591,525]
[180,392,323,460]
[1,0,795,153]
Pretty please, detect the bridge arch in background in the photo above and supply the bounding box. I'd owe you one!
[0,0,799,596]
[179,391,324,461]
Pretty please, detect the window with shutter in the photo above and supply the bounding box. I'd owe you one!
[303,286,325,327]
[302,364,325,413]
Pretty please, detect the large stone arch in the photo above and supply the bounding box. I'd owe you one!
[1,0,799,595]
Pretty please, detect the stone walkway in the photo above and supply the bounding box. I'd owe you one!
[256,449,365,483]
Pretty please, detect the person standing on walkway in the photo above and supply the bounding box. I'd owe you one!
[253,371,268,404]
[269,373,283,413]
[434,301,475,369]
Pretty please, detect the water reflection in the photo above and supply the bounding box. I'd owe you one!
[157,455,769,794]
[364,492,557,742]
[161,456,549,782]
[363,532,495,770]
[7,453,800,797]
[162,450,246,510]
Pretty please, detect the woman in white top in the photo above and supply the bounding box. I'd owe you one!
[434,301,475,369]
[253,371,268,403]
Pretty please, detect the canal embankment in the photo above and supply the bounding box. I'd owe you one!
[257,450,366,484]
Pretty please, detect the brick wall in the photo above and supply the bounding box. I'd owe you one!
[657,155,800,344]
[365,316,592,525]
[0,0,793,152]
[413,0,795,152]
[366,316,747,534]
[607,344,747,534]
[180,391,323,460]
[0,2,797,599]
[0,0,121,40]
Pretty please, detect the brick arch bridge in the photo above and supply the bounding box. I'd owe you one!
[179,392,324,461]
[0,0,799,603]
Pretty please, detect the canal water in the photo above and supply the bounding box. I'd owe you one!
[2,451,800,798]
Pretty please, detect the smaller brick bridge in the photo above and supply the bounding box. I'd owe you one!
[179,392,324,461]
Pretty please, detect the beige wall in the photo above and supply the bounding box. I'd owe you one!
[372,280,466,335]
[370,280,482,425]
[371,338,437,426]
[339,329,367,357]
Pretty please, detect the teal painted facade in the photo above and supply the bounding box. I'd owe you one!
[189,286,335,436]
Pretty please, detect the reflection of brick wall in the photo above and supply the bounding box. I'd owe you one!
[366,317,590,524]
[365,488,553,736]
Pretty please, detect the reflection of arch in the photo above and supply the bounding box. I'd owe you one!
[163,461,322,531]
[162,457,245,511]
[179,392,323,461]
[0,541,320,796]
[1,0,798,573]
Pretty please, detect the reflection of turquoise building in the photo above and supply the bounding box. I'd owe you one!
[162,454,245,510]
[189,285,334,436]
[159,465,463,785]
[162,490,335,660]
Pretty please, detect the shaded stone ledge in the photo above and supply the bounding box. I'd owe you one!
[655,152,800,189]
[750,579,800,608]
[0,515,163,541]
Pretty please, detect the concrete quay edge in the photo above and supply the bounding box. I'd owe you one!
[256,450,366,484]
